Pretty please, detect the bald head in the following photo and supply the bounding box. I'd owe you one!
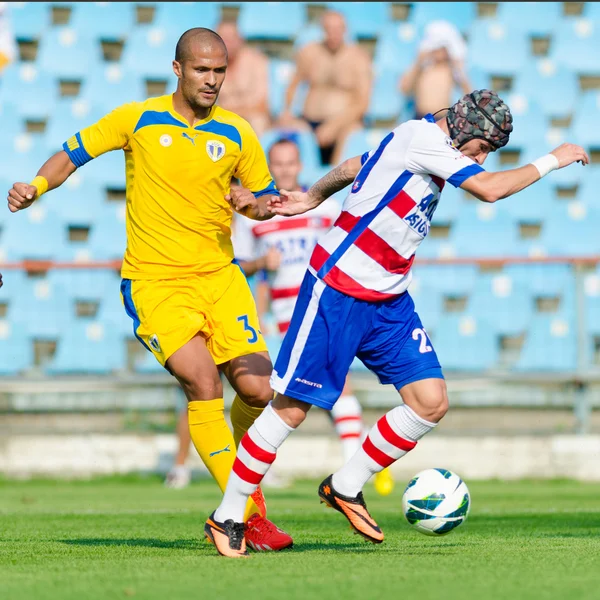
[321,11,346,52]
[175,27,227,63]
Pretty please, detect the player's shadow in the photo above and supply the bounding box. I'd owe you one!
[61,538,202,550]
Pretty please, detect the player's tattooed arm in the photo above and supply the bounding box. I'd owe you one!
[268,155,363,217]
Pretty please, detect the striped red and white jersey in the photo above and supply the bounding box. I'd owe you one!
[309,115,484,302]
[233,198,340,332]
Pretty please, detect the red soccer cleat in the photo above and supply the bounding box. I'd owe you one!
[245,513,293,552]
[250,486,267,518]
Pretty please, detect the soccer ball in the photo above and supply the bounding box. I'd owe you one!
[401,468,470,536]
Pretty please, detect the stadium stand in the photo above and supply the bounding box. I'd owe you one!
[1,2,600,377]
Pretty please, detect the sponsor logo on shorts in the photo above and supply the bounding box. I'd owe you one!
[149,334,161,353]
[295,377,323,389]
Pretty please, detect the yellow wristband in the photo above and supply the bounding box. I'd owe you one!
[30,175,49,198]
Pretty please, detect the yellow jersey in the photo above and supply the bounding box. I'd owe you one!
[63,94,276,279]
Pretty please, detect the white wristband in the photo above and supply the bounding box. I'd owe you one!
[530,154,559,178]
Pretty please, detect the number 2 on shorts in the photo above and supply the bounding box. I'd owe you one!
[237,314,258,344]
[412,328,432,353]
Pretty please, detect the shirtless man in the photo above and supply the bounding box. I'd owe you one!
[279,10,372,166]
[217,21,270,136]
[400,21,471,119]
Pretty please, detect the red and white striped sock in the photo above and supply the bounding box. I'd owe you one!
[332,404,437,497]
[331,395,364,463]
[214,404,294,523]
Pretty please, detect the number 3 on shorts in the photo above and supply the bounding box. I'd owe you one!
[237,314,258,344]
[412,328,432,353]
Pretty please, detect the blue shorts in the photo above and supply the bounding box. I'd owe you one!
[270,272,444,410]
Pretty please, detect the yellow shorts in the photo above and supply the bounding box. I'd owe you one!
[120,263,267,367]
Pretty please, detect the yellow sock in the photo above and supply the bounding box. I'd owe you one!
[230,394,265,448]
[188,398,261,520]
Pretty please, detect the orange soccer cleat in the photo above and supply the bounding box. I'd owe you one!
[318,474,384,544]
[205,511,248,558]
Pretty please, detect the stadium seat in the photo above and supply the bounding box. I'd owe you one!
[87,204,127,261]
[432,182,466,223]
[260,127,321,174]
[537,203,600,256]
[515,314,579,371]
[406,281,443,332]
[500,175,556,222]
[8,1,51,40]
[238,2,305,40]
[96,288,133,337]
[513,59,578,119]
[45,320,127,374]
[0,141,53,184]
[411,264,478,297]
[122,26,180,79]
[49,269,122,303]
[451,202,520,258]
[569,91,600,148]
[373,22,420,78]
[467,273,533,336]
[134,349,166,374]
[48,182,106,225]
[38,26,102,79]
[575,170,600,210]
[0,63,58,120]
[267,58,295,119]
[1,204,67,261]
[431,314,498,371]
[153,1,220,31]
[337,127,387,163]
[551,18,600,76]
[81,150,127,190]
[326,2,389,39]
[70,2,135,41]
[468,20,529,76]
[0,103,26,142]
[505,263,575,302]
[496,1,562,37]
[0,322,33,375]
[367,68,403,124]
[79,65,147,114]
[504,95,548,150]
[44,98,106,154]
[410,2,475,34]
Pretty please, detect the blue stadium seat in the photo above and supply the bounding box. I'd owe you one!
[496,2,562,37]
[238,2,305,40]
[38,26,102,79]
[81,150,127,189]
[505,263,575,299]
[551,18,600,76]
[410,2,475,34]
[96,287,132,337]
[432,183,466,223]
[8,276,70,338]
[0,322,33,375]
[70,2,135,40]
[515,314,578,371]
[406,282,443,332]
[80,66,147,113]
[537,203,600,256]
[569,91,600,148]
[123,26,180,79]
[268,58,295,119]
[0,103,25,141]
[261,128,321,174]
[1,204,67,261]
[467,273,533,336]
[326,2,388,39]
[8,2,51,40]
[367,68,403,124]
[575,170,600,210]
[451,202,520,258]
[45,321,127,374]
[49,269,122,303]
[134,349,166,374]
[0,142,52,183]
[44,98,106,154]
[468,20,528,76]
[153,1,220,31]
[500,175,556,222]
[412,264,478,298]
[504,95,548,150]
[431,314,498,371]
[48,182,106,224]
[337,127,387,163]
[513,59,578,119]
[373,22,420,78]
[87,205,127,261]
[0,63,57,120]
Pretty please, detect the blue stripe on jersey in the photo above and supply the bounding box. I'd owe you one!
[360,151,370,165]
[317,169,414,280]
[253,180,279,198]
[423,114,436,123]
[195,120,242,149]
[351,131,394,195]
[63,132,93,168]
[447,163,485,188]
[133,111,187,133]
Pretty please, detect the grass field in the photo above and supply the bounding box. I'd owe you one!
[2,476,600,600]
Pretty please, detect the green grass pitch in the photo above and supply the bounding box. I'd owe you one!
[2,476,600,600]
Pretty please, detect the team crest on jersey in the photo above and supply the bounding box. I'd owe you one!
[149,334,161,353]
[206,140,225,162]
